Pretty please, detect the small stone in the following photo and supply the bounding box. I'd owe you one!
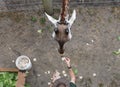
[48,82,51,85]
[62,70,66,74]
[93,73,96,77]
[33,58,37,61]
[79,76,83,79]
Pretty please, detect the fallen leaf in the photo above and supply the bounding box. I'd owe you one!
[37,30,42,33]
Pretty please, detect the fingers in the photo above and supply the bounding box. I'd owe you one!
[66,58,70,61]
[64,57,70,62]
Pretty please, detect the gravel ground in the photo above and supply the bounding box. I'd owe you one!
[0,6,120,87]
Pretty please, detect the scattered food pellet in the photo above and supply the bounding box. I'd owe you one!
[93,73,96,77]
[63,74,67,77]
[47,71,51,74]
[86,43,89,45]
[12,60,15,63]
[62,57,65,61]
[79,76,83,79]
[51,78,53,80]
[45,72,47,74]
[62,70,66,74]
[48,82,51,85]
[33,58,37,61]
[91,40,94,43]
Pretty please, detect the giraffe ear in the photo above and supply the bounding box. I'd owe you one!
[68,10,76,27]
[45,12,58,26]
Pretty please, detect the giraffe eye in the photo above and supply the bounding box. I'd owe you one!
[65,28,69,35]
[54,28,59,34]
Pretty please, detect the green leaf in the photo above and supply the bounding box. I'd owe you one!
[31,16,37,22]
[117,36,120,41]
[0,82,3,87]
[37,30,42,33]
[39,17,46,25]
[0,72,17,87]
[73,68,78,75]
[11,81,16,86]
[113,51,120,55]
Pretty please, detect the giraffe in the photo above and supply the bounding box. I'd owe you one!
[45,0,76,54]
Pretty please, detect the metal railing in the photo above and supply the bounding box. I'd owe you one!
[0,0,120,12]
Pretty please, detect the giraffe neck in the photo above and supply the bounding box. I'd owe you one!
[60,0,69,24]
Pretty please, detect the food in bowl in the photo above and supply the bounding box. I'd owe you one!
[16,55,32,70]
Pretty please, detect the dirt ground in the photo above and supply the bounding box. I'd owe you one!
[0,6,120,87]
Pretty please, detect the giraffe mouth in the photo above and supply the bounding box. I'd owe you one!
[58,48,65,54]
[58,41,65,54]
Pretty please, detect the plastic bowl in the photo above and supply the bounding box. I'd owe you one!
[15,55,32,70]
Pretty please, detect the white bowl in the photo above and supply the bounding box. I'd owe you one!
[15,55,32,70]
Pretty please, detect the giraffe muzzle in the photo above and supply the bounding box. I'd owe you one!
[58,41,65,54]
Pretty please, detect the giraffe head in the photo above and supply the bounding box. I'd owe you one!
[45,10,76,54]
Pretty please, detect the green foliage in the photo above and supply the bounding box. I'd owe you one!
[31,16,37,22]
[73,68,78,75]
[113,50,120,55]
[0,72,17,87]
[117,36,120,41]
[39,17,46,25]
[24,83,30,87]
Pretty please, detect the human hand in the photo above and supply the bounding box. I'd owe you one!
[52,70,61,82]
[64,57,71,67]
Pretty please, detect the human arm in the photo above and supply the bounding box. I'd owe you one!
[64,57,76,83]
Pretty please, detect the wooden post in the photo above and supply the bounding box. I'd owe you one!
[0,68,26,87]
[42,0,53,15]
